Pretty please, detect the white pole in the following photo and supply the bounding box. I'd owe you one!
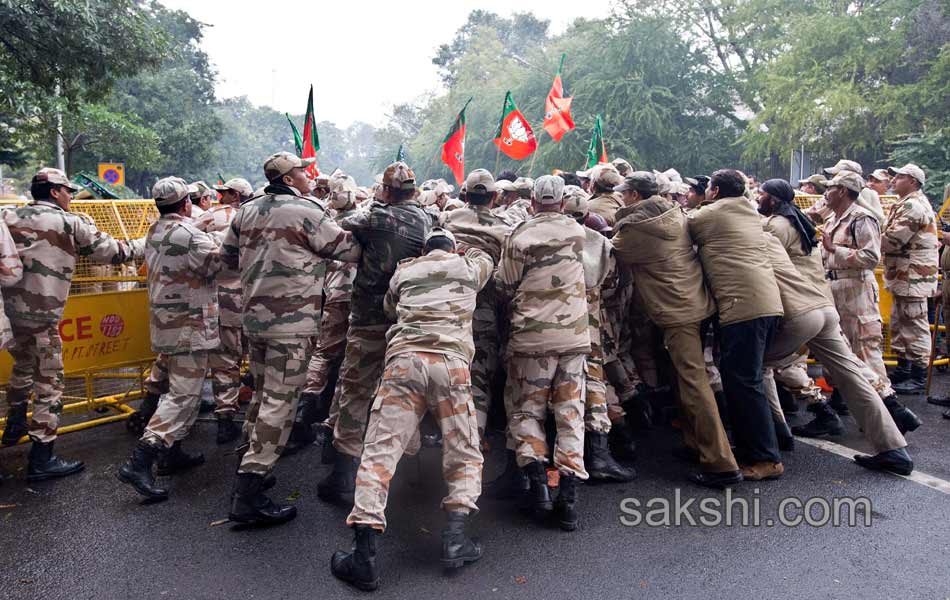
[55,84,66,172]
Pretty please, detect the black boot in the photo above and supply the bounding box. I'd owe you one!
[777,383,799,415]
[774,419,795,451]
[854,447,914,476]
[441,511,482,569]
[117,441,167,499]
[1,398,28,446]
[554,473,579,531]
[890,358,911,384]
[584,431,637,482]
[156,441,205,476]
[126,392,161,436]
[229,472,297,525]
[622,384,656,431]
[216,415,241,445]
[320,425,337,465]
[892,364,926,394]
[284,393,322,457]
[882,395,922,434]
[827,389,850,416]
[331,525,379,591]
[484,449,529,500]
[317,453,359,502]
[520,461,553,518]
[608,423,637,461]
[27,440,85,482]
[791,401,844,438]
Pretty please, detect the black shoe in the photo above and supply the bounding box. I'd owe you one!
[262,472,277,491]
[126,392,161,436]
[828,389,850,416]
[156,441,204,476]
[882,395,922,434]
[320,425,337,465]
[775,420,795,451]
[672,445,700,463]
[791,401,844,438]
[317,453,359,502]
[441,511,482,569]
[520,461,553,518]
[854,448,914,476]
[584,431,637,482]
[331,525,379,591]
[777,383,799,415]
[198,397,215,414]
[890,358,911,384]
[554,474,579,531]
[1,396,29,446]
[283,422,317,457]
[622,384,656,431]
[690,470,743,489]
[926,396,950,407]
[892,364,926,394]
[27,440,85,482]
[608,424,637,461]
[229,472,297,525]
[216,415,241,445]
[117,441,167,499]
[484,449,529,500]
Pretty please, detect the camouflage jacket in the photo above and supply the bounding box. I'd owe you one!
[193,203,242,327]
[496,211,591,356]
[807,188,885,226]
[1,200,143,324]
[820,202,882,319]
[0,219,23,348]
[323,206,358,305]
[383,247,493,363]
[580,227,612,361]
[340,199,430,327]
[221,190,361,340]
[146,213,223,353]
[493,198,531,226]
[881,189,938,297]
[588,192,625,226]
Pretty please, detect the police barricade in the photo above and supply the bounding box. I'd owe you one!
[794,193,950,368]
[0,200,158,443]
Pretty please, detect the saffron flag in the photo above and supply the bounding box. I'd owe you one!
[493,91,537,161]
[301,85,320,176]
[543,54,574,142]
[441,98,472,185]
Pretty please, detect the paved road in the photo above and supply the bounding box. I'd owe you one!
[2,382,949,600]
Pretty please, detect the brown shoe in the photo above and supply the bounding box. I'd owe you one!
[740,462,784,481]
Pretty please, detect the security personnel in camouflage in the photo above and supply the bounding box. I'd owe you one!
[497,175,590,532]
[882,164,938,393]
[331,228,490,591]
[318,161,430,502]
[117,177,223,501]
[0,220,22,352]
[2,168,143,481]
[222,152,361,525]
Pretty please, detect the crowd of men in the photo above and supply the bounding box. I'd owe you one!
[0,153,944,591]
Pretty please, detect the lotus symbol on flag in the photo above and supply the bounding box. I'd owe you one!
[506,116,530,144]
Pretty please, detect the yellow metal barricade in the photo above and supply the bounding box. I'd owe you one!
[0,200,159,443]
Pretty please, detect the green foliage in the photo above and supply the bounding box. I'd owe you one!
[888,129,950,201]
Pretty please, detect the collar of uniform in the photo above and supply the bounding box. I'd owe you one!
[161,213,189,222]
[32,199,64,211]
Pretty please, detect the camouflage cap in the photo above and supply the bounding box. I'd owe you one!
[592,165,624,188]
[464,168,496,194]
[513,177,535,192]
[798,174,828,192]
[614,171,658,195]
[425,226,457,247]
[887,163,926,185]
[190,180,215,199]
[418,189,440,207]
[868,168,891,182]
[434,178,454,195]
[495,179,516,192]
[152,176,190,207]
[382,161,416,191]
[329,174,358,210]
[823,159,863,177]
[214,177,254,198]
[444,198,464,211]
[611,158,634,176]
[264,151,315,181]
[826,171,865,194]
[32,167,79,192]
[662,168,683,184]
[534,174,565,205]
[562,185,590,218]
[654,171,672,195]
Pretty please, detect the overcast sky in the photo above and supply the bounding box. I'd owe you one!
[161,0,614,127]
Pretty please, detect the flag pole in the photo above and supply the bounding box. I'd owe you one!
[527,134,541,176]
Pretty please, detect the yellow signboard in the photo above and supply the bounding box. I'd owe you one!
[0,288,154,383]
[98,162,126,187]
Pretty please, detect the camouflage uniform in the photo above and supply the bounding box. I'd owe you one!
[497,211,590,479]
[221,184,361,476]
[346,246,492,531]
[194,203,244,417]
[0,219,23,350]
[881,189,938,367]
[821,203,895,396]
[441,203,511,434]
[331,184,430,459]
[579,227,613,434]
[2,199,142,443]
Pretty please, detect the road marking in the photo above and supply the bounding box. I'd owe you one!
[796,436,950,496]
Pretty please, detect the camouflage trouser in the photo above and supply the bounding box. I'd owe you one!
[211,325,244,417]
[833,281,896,397]
[773,353,824,405]
[303,301,350,396]
[332,324,389,458]
[505,353,589,479]
[346,351,483,532]
[142,351,210,449]
[584,359,611,434]
[6,320,64,443]
[471,325,499,436]
[238,338,308,475]
[890,295,931,367]
[144,353,170,396]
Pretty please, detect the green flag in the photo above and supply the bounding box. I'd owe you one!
[286,113,302,155]
[586,114,607,168]
[396,143,406,162]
